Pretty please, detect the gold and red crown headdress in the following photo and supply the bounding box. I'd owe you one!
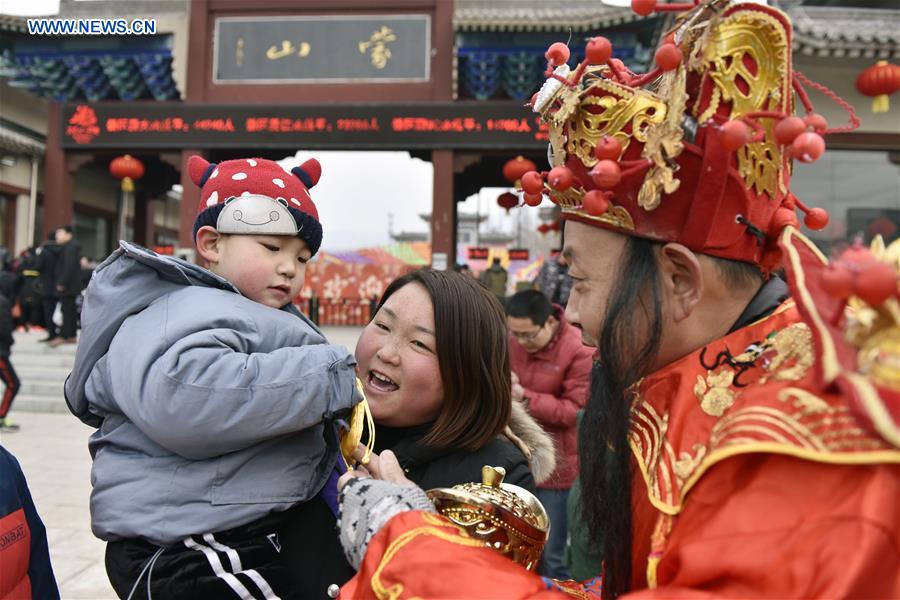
[521,0,860,272]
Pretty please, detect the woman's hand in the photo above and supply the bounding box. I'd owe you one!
[338,446,414,492]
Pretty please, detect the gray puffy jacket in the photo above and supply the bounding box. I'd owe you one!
[64,242,360,544]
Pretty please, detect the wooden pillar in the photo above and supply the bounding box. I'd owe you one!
[430,149,455,269]
[433,0,454,100]
[429,0,454,269]
[178,149,204,252]
[132,191,156,247]
[42,102,74,239]
[177,0,208,260]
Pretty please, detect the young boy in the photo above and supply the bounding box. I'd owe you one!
[64,155,361,599]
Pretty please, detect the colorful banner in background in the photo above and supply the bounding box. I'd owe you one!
[300,241,546,301]
[300,242,430,301]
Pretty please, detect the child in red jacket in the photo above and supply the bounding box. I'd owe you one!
[0,446,59,598]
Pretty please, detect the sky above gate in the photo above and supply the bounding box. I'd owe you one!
[279,151,524,252]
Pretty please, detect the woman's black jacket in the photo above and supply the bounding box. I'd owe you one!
[280,423,534,599]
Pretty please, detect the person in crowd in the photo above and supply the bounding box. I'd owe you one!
[13,246,42,331]
[0,266,20,433]
[64,155,362,600]
[453,262,476,279]
[479,256,509,305]
[333,2,899,598]
[75,256,96,331]
[0,446,59,598]
[564,411,603,582]
[78,256,94,292]
[534,250,573,307]
[506,289,593,579]
[281,268,556,597]
[35,233,60,343]
[48,225,81,346]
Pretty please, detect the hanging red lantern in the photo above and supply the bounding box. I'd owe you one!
[497,192,518,212]
[109,155,145,191]
[537,223,551,235]
[855,61,900,113]
[502,156,537,186]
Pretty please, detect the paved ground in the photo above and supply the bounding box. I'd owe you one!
[1,325,364,599]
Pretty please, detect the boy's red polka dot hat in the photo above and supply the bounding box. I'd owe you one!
[188,155,323,255]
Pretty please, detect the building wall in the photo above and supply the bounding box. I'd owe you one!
[157,11,190,98]
[794,56,900,138]
[0,83,50,135]
[788,57,900,252]
[0,81,47,253]
[0,158,37,197]
[72,168,119,212]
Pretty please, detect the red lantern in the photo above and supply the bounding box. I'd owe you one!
[502,156,537,186]
[497,192,518,212]
[109,155,145,191]
[855,61,900,113]
[110,154,144,180]
[537,223,551,235]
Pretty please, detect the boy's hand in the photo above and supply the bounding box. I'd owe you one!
[338,446,413,491]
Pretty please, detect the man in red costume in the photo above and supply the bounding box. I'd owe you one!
[336,1,900,598]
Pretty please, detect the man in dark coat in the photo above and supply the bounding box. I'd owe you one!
[49,225,81,346]
[36,234,61,342]
[13,247,42,330]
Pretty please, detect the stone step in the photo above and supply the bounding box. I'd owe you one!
[7,354,75,369]
[13,365,72,381]
[10,394,73,415]
[19,381,65,396]
[13,343,79,355]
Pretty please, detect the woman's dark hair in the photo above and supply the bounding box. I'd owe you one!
[578,236,664,599]
[376,268,511,451]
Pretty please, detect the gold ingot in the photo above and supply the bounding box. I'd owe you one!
[339,379,375,469]
[427,466,550,571]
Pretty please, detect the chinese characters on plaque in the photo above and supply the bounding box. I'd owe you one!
[215,15,428,83]
[265,40,311,60]
[358,26,396,69]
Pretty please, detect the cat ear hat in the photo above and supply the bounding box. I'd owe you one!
[188,155,323,255]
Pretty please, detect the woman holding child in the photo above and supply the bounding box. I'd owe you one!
[68,150,551,599]
[283,268,555,598]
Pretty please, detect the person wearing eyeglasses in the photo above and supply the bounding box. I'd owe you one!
[505,289,593,580]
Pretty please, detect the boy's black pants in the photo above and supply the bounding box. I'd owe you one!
[105,497,353,600]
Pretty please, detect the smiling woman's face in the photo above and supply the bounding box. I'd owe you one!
[354,282,445,427]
